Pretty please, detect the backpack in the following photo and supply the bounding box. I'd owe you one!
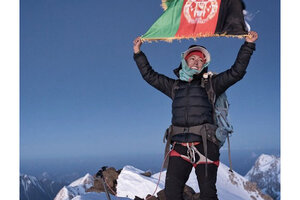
[213,92,233,147]
[204,72,234,171]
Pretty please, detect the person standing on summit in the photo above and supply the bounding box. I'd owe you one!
[133,31,258,200]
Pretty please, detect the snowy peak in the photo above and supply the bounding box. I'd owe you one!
[258,154,277,163]
[253,154,279,172]
[245,154,280,200]
[69,173,94,187]
[54,174,94,200]
[246,154,280,179]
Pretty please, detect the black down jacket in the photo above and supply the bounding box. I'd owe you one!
[133,42,256,143]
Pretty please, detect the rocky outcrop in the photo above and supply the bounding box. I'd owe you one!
[87,167,121,194]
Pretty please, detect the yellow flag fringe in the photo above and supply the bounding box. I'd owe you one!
[141,33,248,43]
[161,0,168,11]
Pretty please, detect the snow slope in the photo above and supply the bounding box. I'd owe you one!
[54,174,94,200]
[117,164,267,200]
[56,162,269,200]
[71,192,130,200]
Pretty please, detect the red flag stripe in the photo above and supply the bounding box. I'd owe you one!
[175,0,222,37]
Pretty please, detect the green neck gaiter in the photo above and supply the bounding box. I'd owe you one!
[179,53,208,82]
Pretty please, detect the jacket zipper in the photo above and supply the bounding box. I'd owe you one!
[185,82,190,126]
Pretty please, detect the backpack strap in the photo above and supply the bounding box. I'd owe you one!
[202,72,217,125]
[202,72,216,104]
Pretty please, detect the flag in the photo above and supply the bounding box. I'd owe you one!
[141,0,249,42]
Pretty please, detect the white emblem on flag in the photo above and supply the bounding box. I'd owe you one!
[183,0,219,24]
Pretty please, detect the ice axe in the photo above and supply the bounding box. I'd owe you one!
[96,166,112,200]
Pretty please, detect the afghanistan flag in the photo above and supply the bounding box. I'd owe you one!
[141,0,249,42]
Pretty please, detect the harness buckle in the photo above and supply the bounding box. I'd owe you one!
[183,127,189,133]
[186,143,196,164]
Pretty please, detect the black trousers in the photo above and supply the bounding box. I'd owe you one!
[165,141,220,200]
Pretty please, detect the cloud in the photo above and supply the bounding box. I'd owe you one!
[243,10,260,31]
[243,10,260,22]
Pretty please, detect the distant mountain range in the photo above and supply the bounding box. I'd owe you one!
[20,174,67,200]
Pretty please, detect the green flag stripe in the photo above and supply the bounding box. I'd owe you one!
[142,0,183,39]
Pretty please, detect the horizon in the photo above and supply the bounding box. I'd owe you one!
[20,147,280,182]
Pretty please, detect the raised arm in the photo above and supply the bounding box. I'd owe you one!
[133,37,175,98]
[212,31,258,96]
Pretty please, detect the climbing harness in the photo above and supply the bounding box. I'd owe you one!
[170,142,219,168]
[169,142,219,176]
[163,123,219,174]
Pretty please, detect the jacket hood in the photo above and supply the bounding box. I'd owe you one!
[174,45,210,79]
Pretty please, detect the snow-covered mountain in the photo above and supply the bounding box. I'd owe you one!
[245,154,280,200]
[55,162,272,200]
[54,174,94,200]
[54,173,130,200]
[20,174,67,200]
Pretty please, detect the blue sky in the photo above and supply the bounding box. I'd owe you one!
[20,0,280,160]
